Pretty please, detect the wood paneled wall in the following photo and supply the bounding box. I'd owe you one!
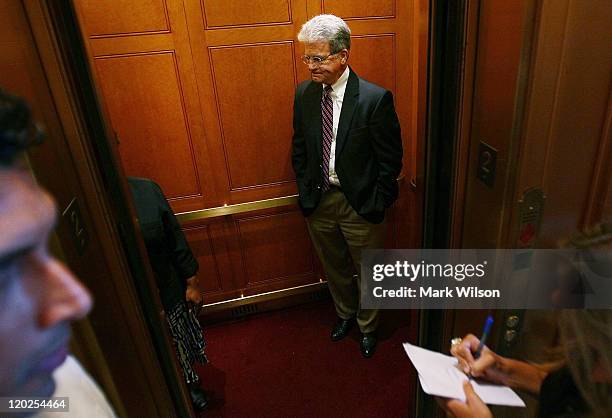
[75,0,426,303]
[458,0,529,249]
[512,0,612,241]
[458,0,612,249]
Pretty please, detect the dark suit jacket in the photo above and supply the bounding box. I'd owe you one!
[291,68,403,223]
[128,177,199,311]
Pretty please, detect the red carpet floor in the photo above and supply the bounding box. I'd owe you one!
[195,300,419,417]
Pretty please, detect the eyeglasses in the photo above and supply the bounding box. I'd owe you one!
[301,53,338,66]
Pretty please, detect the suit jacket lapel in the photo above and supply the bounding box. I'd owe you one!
[335,69,359,159]
[303,81,323,159]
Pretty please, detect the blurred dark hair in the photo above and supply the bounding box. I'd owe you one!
[0,89,44,166]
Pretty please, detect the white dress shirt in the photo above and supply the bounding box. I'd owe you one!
[322,66,350,187]
[37,355,117,418]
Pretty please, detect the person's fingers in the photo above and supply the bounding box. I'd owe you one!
[452,353,470,374]
[463,334,483,354]
[470,350,496,377]
[437,381,490,418]
[456,357,470,374]
[452,334,495,375]
[463,380,476,400]
[460,343,475,367]
[452,340,476,373]
[462,334,481,346]
[464,380,493,417]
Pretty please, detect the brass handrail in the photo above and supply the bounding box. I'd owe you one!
[176,174,407,223]
[177,194,298,222]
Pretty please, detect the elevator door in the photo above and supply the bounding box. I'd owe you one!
[74,0,426,304]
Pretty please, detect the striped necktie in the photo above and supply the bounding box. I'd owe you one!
[321,85,333,192]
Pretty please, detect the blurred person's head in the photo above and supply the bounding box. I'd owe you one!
[558,225,612,417]
[559,310,612,417]
[0,90,92,404]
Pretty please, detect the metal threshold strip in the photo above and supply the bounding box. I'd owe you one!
[199,281,328,313]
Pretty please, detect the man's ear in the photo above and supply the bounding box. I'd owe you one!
[341,49,349,64]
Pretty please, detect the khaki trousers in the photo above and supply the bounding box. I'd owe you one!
[306,186,385,333]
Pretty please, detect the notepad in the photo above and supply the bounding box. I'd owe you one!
[403,342,526,407]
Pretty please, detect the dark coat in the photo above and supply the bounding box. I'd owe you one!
[128,177,198,311]
[291,68,403,224]
[538,366,588,417]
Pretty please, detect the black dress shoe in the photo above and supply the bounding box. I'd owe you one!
[189,384,209,411]
[331,317,353,341]
[360,332,377,358]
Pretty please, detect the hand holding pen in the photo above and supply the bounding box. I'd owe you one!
[449,316,505,382]
[450,321,549,395]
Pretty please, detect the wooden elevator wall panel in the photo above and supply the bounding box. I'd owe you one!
[182,225,222,293]
[182,217,246,303]
[79,0,170,36]
[208,42,297,190]
[182,0,309,205]
[350,35,396,94]
[94,53,201,199]
[322,0,395,19]
[511,0,612,244]
[202,0,291,28]
[236,210,316,287]
[461,0,528,248]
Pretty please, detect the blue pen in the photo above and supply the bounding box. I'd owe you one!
[474,315,494,359]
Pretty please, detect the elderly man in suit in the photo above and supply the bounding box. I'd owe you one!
[291,14,403,358]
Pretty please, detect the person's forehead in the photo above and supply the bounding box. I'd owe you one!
[0,169,57,256]
[304,41,330,54]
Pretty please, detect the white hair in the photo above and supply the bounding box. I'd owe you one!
[297,14,351,52]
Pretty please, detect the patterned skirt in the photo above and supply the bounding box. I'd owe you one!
[166,302,208,384]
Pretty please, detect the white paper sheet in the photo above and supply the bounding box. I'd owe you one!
[403,342,526,407]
